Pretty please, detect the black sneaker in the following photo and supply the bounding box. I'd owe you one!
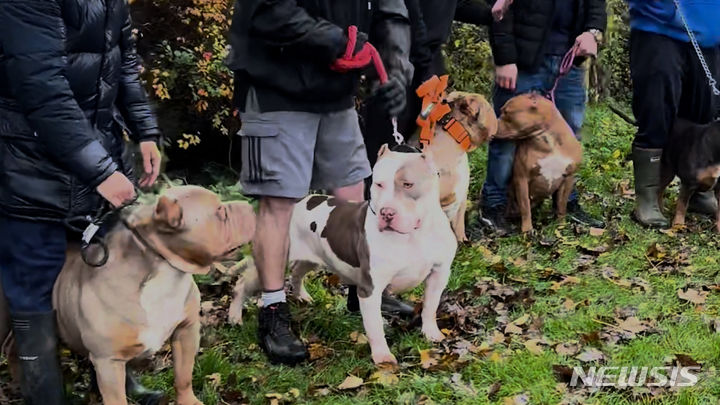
[257,303,308,366]
[347,285,416,319]
[566,200,605,228]
[479,205,511,236]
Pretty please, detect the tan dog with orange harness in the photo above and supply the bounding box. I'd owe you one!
[415,75,497,241]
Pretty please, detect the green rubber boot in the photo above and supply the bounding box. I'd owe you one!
[632,147,669,228]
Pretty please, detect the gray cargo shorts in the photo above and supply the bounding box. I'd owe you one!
[237,92,371,199]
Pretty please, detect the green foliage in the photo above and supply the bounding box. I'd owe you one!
[597,0,632,103]
[134,0,236,149]
[445,23,495,97]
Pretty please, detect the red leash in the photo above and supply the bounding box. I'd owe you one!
[335,25,389,84]
[547,43,579,104]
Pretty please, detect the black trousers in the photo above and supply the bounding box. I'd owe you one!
[630,29,718,149]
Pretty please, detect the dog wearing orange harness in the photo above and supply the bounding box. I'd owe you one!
[415,76,497,241]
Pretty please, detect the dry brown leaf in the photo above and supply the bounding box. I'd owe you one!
[617,316,648,334]
[551,276,580,291]
[337,375,364,390]
[206,372,221,389]
[678,288,708,305]
[368,366,399,386]
[420,349,439,369]
[524,339,544,355]
[503,393,530,405]
[589,227,605,236]
[489,330,506,345]
[555,341,581,356]
[350,331,369,345]
[576,347,605,363]
[504,323,523,335]
[562,298,576,311]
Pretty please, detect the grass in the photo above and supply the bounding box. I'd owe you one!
[2,103,720,404]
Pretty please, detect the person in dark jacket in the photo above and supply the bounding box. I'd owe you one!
[478,0,606,235]
[627,0,720,228]
[361,0,493,174]
[228,0,413,366]
[0,0,162,403]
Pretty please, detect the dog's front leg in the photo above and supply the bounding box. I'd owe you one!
[673,183,695,227]
[359,285,396,365]
[421,264,450,342]
[514,175,533,233]
[555,175,575,219]
[453,200,468,243]
[172,317,203,405]
[90,355,128,405]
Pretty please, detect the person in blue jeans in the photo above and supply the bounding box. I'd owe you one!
[476,0,607,235]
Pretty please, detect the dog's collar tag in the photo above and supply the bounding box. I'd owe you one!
[82,222,100,245]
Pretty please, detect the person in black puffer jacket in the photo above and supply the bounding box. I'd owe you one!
[0,1,162,403]
[478,0,606,236]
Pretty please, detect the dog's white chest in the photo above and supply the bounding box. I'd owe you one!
[138,269,193,353]
[537,154,572,187]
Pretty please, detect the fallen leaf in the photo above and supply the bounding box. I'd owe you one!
[504,323,523,335]
[368,365,399,386]
[678,288,708,305]
[206,372,221,389]
[350,331,369,345]
[286,388,301,399]
[512,314,530,326]
[576,348,605,363]
[449,373,478,396]
[420,349,439,369]
[555,341,581,356]
[337,375,364,390]
[562,298,576,311]
[503,393,530,405]
[580,331,600,345]
[488,382,502,400]
[308,343,333,361]
[589,227,605,236]
[674,353,701,368]
[552,365,575,383]
[489,330,506,345]
[524,339,545,355]
[551,276,580,291]
[617,317,648,335]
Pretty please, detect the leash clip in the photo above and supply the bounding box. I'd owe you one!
[82,222,100,245]
[391,117,405,145]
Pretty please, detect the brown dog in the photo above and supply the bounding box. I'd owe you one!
[421,91,497,241]
[495,93,582,233]
[0,186,255,405]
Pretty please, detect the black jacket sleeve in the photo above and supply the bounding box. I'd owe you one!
[489,1,517,66]
[455,0,492,26]
[584,0,607,32]
[249,0,346,64]
[118,12,161,144]
[371,0,414,86]
[405,0,432,70]
[0,0,117,188]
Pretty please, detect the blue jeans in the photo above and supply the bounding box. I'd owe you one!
[0,216,67,314]
[482,55,587,209]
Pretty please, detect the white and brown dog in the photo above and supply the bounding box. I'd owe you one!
[230,145,457,365]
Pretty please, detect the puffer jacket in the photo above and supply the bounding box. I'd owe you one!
[490,0,607,70]
[0,0,160,222]
[228,0,413,114]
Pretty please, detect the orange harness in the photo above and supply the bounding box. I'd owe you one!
[415,75,472,151]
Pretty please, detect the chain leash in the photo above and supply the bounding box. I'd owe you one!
[674,0,720,96]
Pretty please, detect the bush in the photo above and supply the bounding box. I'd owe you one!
[445,23,495,97]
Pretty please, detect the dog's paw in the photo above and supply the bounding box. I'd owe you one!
[296,289,314,304]
[177,393,204,405]
[372,351,398,365]
[227,303,244,325]
[422,326,446,342]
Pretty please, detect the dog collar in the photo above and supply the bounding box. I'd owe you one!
[438,112,472,151]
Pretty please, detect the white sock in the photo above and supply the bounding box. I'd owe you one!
[262,289,286,307]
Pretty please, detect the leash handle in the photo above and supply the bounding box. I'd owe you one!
[367,40,403,144]
[548,43,579,104]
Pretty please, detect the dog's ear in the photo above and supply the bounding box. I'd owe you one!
[377,143,390,159]
[154,196,184,230]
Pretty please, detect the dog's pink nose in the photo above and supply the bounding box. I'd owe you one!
[379,207,396,222]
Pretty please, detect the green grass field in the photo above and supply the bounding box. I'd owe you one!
[2,103,720,404]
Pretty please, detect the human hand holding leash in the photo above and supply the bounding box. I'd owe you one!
[331,26,373,72]
[575,31,598,57]
[492,0,514,21]
[97,171,136,208]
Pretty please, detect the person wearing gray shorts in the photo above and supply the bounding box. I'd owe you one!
[228,0,413,366]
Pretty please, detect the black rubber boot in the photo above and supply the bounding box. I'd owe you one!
[257,303,308,366]
[688,190,718,216]
[347,285,416,319]
[567,200,606,228]
[11,311,66,405]
[632,147,669,228]
[126,366,168,405]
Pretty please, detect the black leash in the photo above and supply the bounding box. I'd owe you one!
[63,192,140,267]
